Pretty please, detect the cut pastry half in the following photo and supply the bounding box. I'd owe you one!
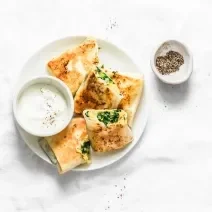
[47,37,99,95]
[74,66,123,114]
[39,117,91,174]
[105,69,144,127]
[83,109,133,152]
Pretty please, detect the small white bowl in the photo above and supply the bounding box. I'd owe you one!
[13,76,74,137]
[151,40,193,84]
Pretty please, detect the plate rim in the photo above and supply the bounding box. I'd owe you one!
[13,35,149,172]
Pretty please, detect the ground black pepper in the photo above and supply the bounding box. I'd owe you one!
[106,18,118,31]
[156,50,184,75]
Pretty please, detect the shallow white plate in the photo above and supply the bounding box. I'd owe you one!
[14,36,149,171]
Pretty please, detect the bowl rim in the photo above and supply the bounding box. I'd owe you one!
[13,75,74,137]
[150,39,193,85]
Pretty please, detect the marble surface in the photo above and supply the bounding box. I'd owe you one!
[1,0,212,211]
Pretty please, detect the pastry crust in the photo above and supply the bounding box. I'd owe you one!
[106,70,144,127]
[74,68,123,114]
[39,118,90,174]
[83,109,133,152]
[47,38,99,95]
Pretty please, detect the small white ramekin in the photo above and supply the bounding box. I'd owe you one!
[13,76,74,137]
[151,40,193,85]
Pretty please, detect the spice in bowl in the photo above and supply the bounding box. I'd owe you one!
[156,50,184,75]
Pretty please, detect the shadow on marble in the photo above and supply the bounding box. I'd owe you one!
[154,76,191,104]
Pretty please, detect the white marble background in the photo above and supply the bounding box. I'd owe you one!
[1,0,212,211]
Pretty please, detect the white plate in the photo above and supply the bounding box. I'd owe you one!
[14,36,149,171]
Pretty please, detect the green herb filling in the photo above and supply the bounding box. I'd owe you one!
[85,111,89,117]
[97,110,121,126]
[96,67,113,84]
[81,141,90,154]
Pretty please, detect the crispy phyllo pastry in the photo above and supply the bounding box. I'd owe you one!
[74,67,123,114]
[39,118,91,174]
[105,70,144,127]
[47,37,99,95]
[83,109,133,152]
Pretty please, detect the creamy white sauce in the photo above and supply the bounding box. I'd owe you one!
[17,83,68,134]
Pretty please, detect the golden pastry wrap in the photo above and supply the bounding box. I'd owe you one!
[39,118,90,174]
[74,67,123,114]
[47,38,99,95]
[83,109,133,152]
[105,70,144,127]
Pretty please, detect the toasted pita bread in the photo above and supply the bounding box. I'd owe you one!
[39,118,91,174]
[47,38,99,95]
[83,109,133,152]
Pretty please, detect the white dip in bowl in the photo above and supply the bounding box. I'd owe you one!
[13,76,74,137]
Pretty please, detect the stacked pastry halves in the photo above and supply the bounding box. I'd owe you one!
[39,38,144,173]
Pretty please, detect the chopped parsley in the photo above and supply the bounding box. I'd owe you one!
[81,141,90,154]
[97,110,121,126]
[85,111,89,117]
[96,66,113,84]
[101,64,104,68]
